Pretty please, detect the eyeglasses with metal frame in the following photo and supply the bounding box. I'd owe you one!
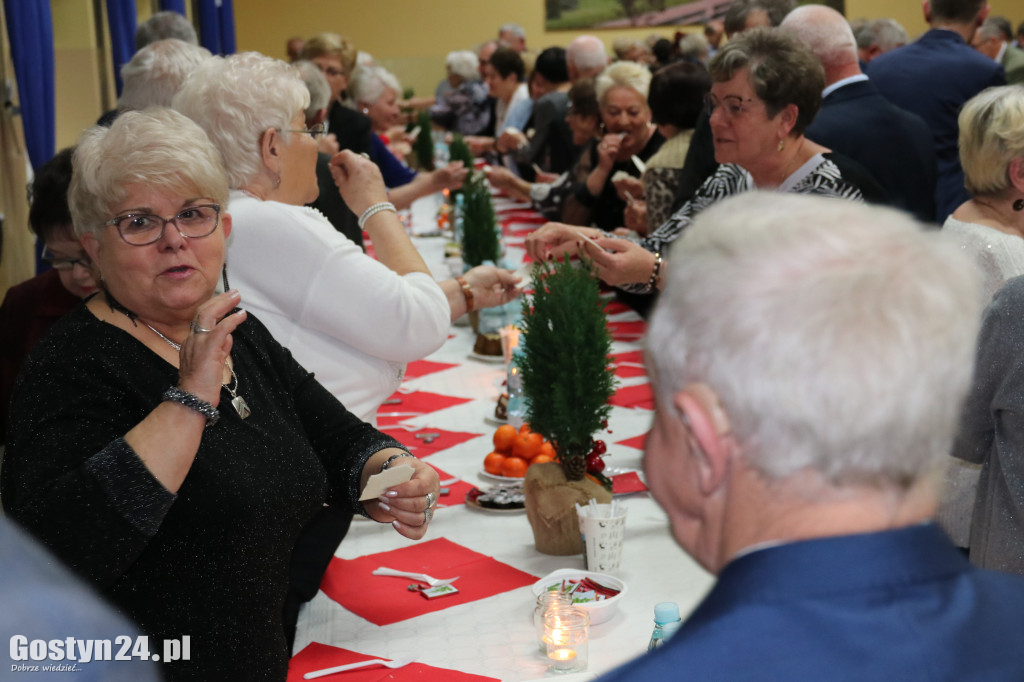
[105,203,221,246]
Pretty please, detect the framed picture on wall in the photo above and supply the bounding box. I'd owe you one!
[545,0,731,30]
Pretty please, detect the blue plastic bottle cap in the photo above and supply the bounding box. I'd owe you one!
[654,602,680,624]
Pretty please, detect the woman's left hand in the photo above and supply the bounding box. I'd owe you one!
[612,175,644,202]
[582,237,657,287]
[365,457,441,540]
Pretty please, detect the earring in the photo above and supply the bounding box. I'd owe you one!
[221,262,231,292]
[777,139,785,152]
[1014,198,1024,212]
[362,108,369,115]
[273,173,282,189]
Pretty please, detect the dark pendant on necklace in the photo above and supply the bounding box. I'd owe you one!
[232,395,251,419]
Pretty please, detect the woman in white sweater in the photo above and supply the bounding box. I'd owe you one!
[174,52,519,423]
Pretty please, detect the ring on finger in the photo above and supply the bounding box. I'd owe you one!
[425,491,436,509]
[423,507,434,524]
[190,321,214,334]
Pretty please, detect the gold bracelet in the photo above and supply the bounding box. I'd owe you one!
[456,276,475,313]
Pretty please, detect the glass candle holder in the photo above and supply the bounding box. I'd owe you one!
[534,591,572,654]
[543,606,589,673]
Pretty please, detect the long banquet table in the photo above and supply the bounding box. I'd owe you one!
[289,194,715,682]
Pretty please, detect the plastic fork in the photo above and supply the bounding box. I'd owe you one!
[372,566,458,587]
[303,655,417,679]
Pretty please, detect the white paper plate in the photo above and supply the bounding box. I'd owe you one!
[478,468,526,484]
[468,351,505,364]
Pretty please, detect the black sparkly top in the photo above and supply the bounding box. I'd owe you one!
[2,307,403,681]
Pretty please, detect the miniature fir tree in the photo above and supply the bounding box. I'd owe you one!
[460,172,501,267]
[518,256,616,480]
[412,110,434,172]
[449,134,475,172]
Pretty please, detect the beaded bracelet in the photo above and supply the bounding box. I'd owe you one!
[358,201,397,230]
[456,276,475,313]
[380,452,416,472]
[162,387,219,427]
[648,252,663,292]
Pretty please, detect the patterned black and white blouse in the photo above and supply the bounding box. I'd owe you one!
[617,154,864,293]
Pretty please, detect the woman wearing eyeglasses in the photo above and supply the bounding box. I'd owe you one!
[0,147,99,436]
[348,65,468,208]
[525,29,867,295]
[1,108,438,682]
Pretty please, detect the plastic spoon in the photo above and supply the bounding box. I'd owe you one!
[372,567,459,587]
[303,656,417,679]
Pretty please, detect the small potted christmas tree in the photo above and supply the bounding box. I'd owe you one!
[519,255,617,555]
[412,110,435,172]
[460,172,501,269]
[448,134,475,184]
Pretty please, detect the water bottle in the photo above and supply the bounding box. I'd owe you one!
[433,132,450,167]
[453,192,465,243]
[648,602,681,652]
[506,347,526,429]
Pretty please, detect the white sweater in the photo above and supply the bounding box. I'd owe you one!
[226,191,450,423]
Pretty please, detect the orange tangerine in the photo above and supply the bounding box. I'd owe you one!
[493,424,517,454]
[501,456,529,478]
[484,452,506,475]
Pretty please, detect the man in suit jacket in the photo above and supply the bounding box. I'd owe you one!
[598,194,1024,681]
[972,16,1024,84]
[784,5,938,224]
[868,0,1005,223]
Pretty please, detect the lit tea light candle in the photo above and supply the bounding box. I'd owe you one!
[548,648,577,670]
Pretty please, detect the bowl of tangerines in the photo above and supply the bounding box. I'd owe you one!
[482,423,556,480]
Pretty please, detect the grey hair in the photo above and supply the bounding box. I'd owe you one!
[69,108,228,239]
[348,66,401,107]
[135,11,197,50]
[595,60,652,104]
[568,35,608,73]
[856,18,908,52]
[780,5,858,68]
[172,52,309,189]
[647,192,982,489]
[499,23,526,40]
[446,50,480,81]
[976,17,1009,42]
[119,39,212,111]
[958,86,1024,196]
[293,60,331,117]
[677,33,709,62]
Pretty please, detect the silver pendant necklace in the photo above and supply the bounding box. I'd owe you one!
[138,319,252,420]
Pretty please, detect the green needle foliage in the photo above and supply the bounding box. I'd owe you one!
[518,256,616,479]
[413,110,434,171]
[449,134,475,170]
[461,173,500,267]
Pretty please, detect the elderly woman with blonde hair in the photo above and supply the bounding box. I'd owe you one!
[300,32,371,157]
[1,108,436,680]
[942,86,1024,302]
[560,59,665,229]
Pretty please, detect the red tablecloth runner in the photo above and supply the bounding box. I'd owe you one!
[612,349,647,379]
[428,463,476,508]
[608,382,654,411]
[379,425,482,457]
[612,471,648,495]
[607,319,646,342]
[320,538,537,626]
[403,359,459,380]
[376,391,474,426]
[616,432,648,451]
[288,643,500,681]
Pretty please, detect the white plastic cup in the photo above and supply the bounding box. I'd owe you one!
[577,503,627,575]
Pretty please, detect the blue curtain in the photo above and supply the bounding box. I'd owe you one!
[3,0,55,172]
[197,0,235,56]
[105,0,136,96]
[159,0,187,13]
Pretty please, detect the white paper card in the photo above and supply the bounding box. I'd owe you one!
[359,466,414,501]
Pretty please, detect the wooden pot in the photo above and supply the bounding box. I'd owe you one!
[524,461,612,555]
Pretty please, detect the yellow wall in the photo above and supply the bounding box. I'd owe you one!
[234,0,1022,97]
